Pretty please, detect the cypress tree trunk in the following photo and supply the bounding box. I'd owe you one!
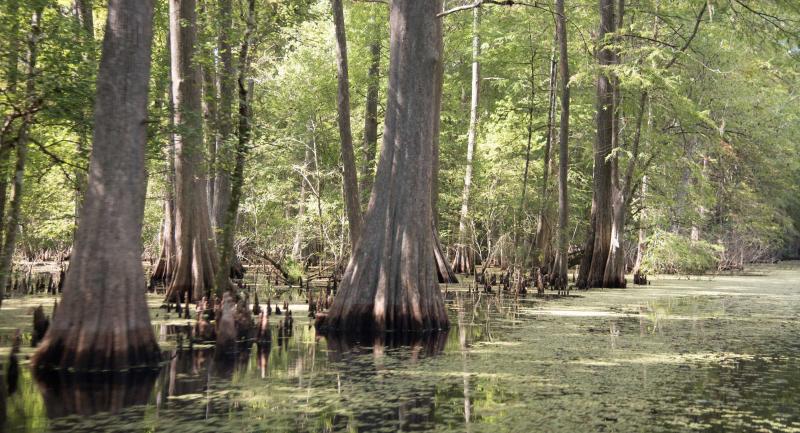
[212,0,235,237]
[151,71,178,286]
[578,0,615,289]
[452,7,481,275]
[292,145,310,261]
[431,31,458,284]
[0,0,22,258]
[551,0,570,290]
[601,0,627,288]
[200,0,219,222]
[632,174,647,280]
[532,48,556,272]
[359,9,381,207]
[33,0,160,370]
[321,0,448,334]
[166,0,219,303]
[72,0,94,226]
[331,0,363,250]
[215,0,254,298]
[0,5,42,304]
[603,90,646,287]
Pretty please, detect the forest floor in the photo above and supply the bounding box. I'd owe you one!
[1,262,799,432]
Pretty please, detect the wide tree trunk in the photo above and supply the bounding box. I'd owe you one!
[0,5,42,305]
[331,0,363,250]
[359,9,381,207]
[321,0,448,334]
[551,0,570,290]
[33,0,160,370]
[577,0,615,289]
[166,0,219,303]
[452,7,481,275]
[0,0,21,250]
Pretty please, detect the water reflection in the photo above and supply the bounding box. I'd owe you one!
[3,267,800,432]
[322,330,449,432]
[33,369,159,419]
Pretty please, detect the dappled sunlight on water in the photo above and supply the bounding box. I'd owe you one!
[0,263,799,431]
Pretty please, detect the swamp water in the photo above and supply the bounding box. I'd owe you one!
[0,264,799,432]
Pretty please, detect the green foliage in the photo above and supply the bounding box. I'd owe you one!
[641,230,723,275]
[0,0,798,273]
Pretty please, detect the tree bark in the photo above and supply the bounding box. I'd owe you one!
[215,0,255,298]
[32,0,160,370]
[166,0,219,303]
[200,0,219,223]
[431,14,458,285]
[292,144,311,261]
[532,47,556,271]
[320,0,448,334]
[212,0,235,236]
[632,174,647,279]
[151,50,178,287]
[359,9,381,207]
[0,5,42,305]
[331,0,363,251]
[577,0,615,289]
[551,0,570,290]
[72,0,94,226]
[452,7,481,274]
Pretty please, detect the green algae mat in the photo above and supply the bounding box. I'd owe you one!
[1,263,799,432]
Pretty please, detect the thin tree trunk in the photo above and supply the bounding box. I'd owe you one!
[453,7,481,274]
[215,0,255,351]
[551,0,570,291]
[166,0,219,303]
[321,0,448,334]
[331,0,363,250]
[632,175,647,279]
[601,0,628,288]
[359,9,381,206]
[33,0,160,370]
[215,0,254,298]
[150,32,178,287]
[533,46,557,271]
[200,0,219,223]
[0,6,42,305]
[432,27,458,284]
[72,0,94,227]
[292,145,311,261]
[603,91,646,287]
[212,0,235,235]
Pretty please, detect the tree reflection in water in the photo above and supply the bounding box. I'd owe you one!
[33,368,159,419]
[323,330,449,432]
